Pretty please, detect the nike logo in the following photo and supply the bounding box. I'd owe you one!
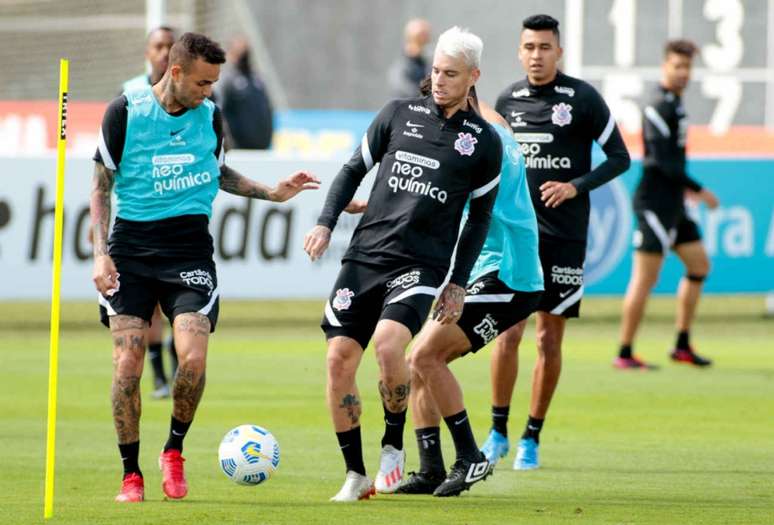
[406,121,425,128]
[511,112,525,118]
[559,289,573,299]
[340,444,350,449]
[464,461,490,483]
[170,128,186,136]
[420,434,437,440]
[454,416,469,426]
[171,430,186,436]
[527,425,540,431]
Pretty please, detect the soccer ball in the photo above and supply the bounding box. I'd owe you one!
[218,424,280,486]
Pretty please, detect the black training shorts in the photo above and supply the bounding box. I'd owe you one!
[98,255,219,332]
[537,236,586,318]
[321,261,445,349]
[457,271,542,353]
[633,207,702,255]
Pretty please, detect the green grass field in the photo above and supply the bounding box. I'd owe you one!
[1,296,772,524]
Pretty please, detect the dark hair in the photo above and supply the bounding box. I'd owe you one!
[147,25,175,42]
[169,32,226,70]
[419,74,431,96]
[664,39,697,59]
[522,14,560,43]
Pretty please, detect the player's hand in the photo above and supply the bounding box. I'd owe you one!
[304,225,332,261]
[344,199,368,214]
[271,171,321,202]
[699,189,719,210]
[93,255,120,296]
[432,283,466,325]
[539,181,577,208]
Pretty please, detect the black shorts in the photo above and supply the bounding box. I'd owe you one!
[633,207,702,255]
[457,272,542,353]
[98,255,219,332]
[537,236,585,318]
[321,261,445,350]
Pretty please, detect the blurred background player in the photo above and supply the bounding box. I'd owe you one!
[93,32,319,503]
[304,26,501,502]
[387,18,432,98]
[615,39,719,370]
[401,89,543,497]
[481,14,630,470]
[121,25,179,399]
[122,26,176,92]
[215,36,274,150]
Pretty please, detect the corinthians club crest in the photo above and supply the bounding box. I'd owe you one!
[454,132,478,156]
[333,288,355,311]
[551,102,573,127]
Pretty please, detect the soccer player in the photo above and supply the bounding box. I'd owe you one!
[399,94,543,496]
[480,14,631,469]
[122,26,176,92]
[92,32,319,503]
[615,40,719,369]
[120,26,179,399]
[304,26,502,502]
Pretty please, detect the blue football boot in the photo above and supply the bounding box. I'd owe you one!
[480,429,510,464]
[513,437,539,470]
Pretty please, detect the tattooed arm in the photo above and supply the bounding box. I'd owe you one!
[219,165,320,202]
[90,162,119,295]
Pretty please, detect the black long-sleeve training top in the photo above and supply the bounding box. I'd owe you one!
[635,84,702,214]
[317,95,503,286]
[496,71,631,243]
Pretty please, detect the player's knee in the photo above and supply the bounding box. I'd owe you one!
[536,329,562,358]
[408,347,435,378]
[689,258,710,278]
[326,347,357,380]
[178,348,206,373]
[496,329,523,354]
[115,349,144,375]
[373,338,404,369]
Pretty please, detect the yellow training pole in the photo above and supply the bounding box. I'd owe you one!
[44,58,68,520]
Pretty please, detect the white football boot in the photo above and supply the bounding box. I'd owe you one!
[374,445,406,494]
[330,471,375,502]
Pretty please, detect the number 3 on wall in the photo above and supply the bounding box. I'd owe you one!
[702,0,744,134]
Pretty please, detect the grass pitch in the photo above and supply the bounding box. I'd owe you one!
[1,296,772,524]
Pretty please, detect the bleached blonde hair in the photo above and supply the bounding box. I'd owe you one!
[434,26,483,69]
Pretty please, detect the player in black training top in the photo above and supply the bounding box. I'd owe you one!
[616,40,719,370]
[303,26,502,502]
[479,14,630,470]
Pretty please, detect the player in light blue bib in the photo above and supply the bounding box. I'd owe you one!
[91,32,320,504]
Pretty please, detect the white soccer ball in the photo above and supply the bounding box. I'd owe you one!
[218,424,280,486]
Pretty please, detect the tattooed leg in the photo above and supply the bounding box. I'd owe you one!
[171,313,210,423]
[326,337,364,432]
[373,320,413,413]
[109,315,148,444]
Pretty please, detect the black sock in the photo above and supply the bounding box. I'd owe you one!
[118,441,142,477]
[163,416,192,452]
[415,427,445,474]
[676,331,690,350]
[443,410,479,462]
[521,416,544,444]
[336,427,366,475]
[381,405,406,450]
[619,344,632,359]
[492,405,509,436]
[148,343,166,384]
